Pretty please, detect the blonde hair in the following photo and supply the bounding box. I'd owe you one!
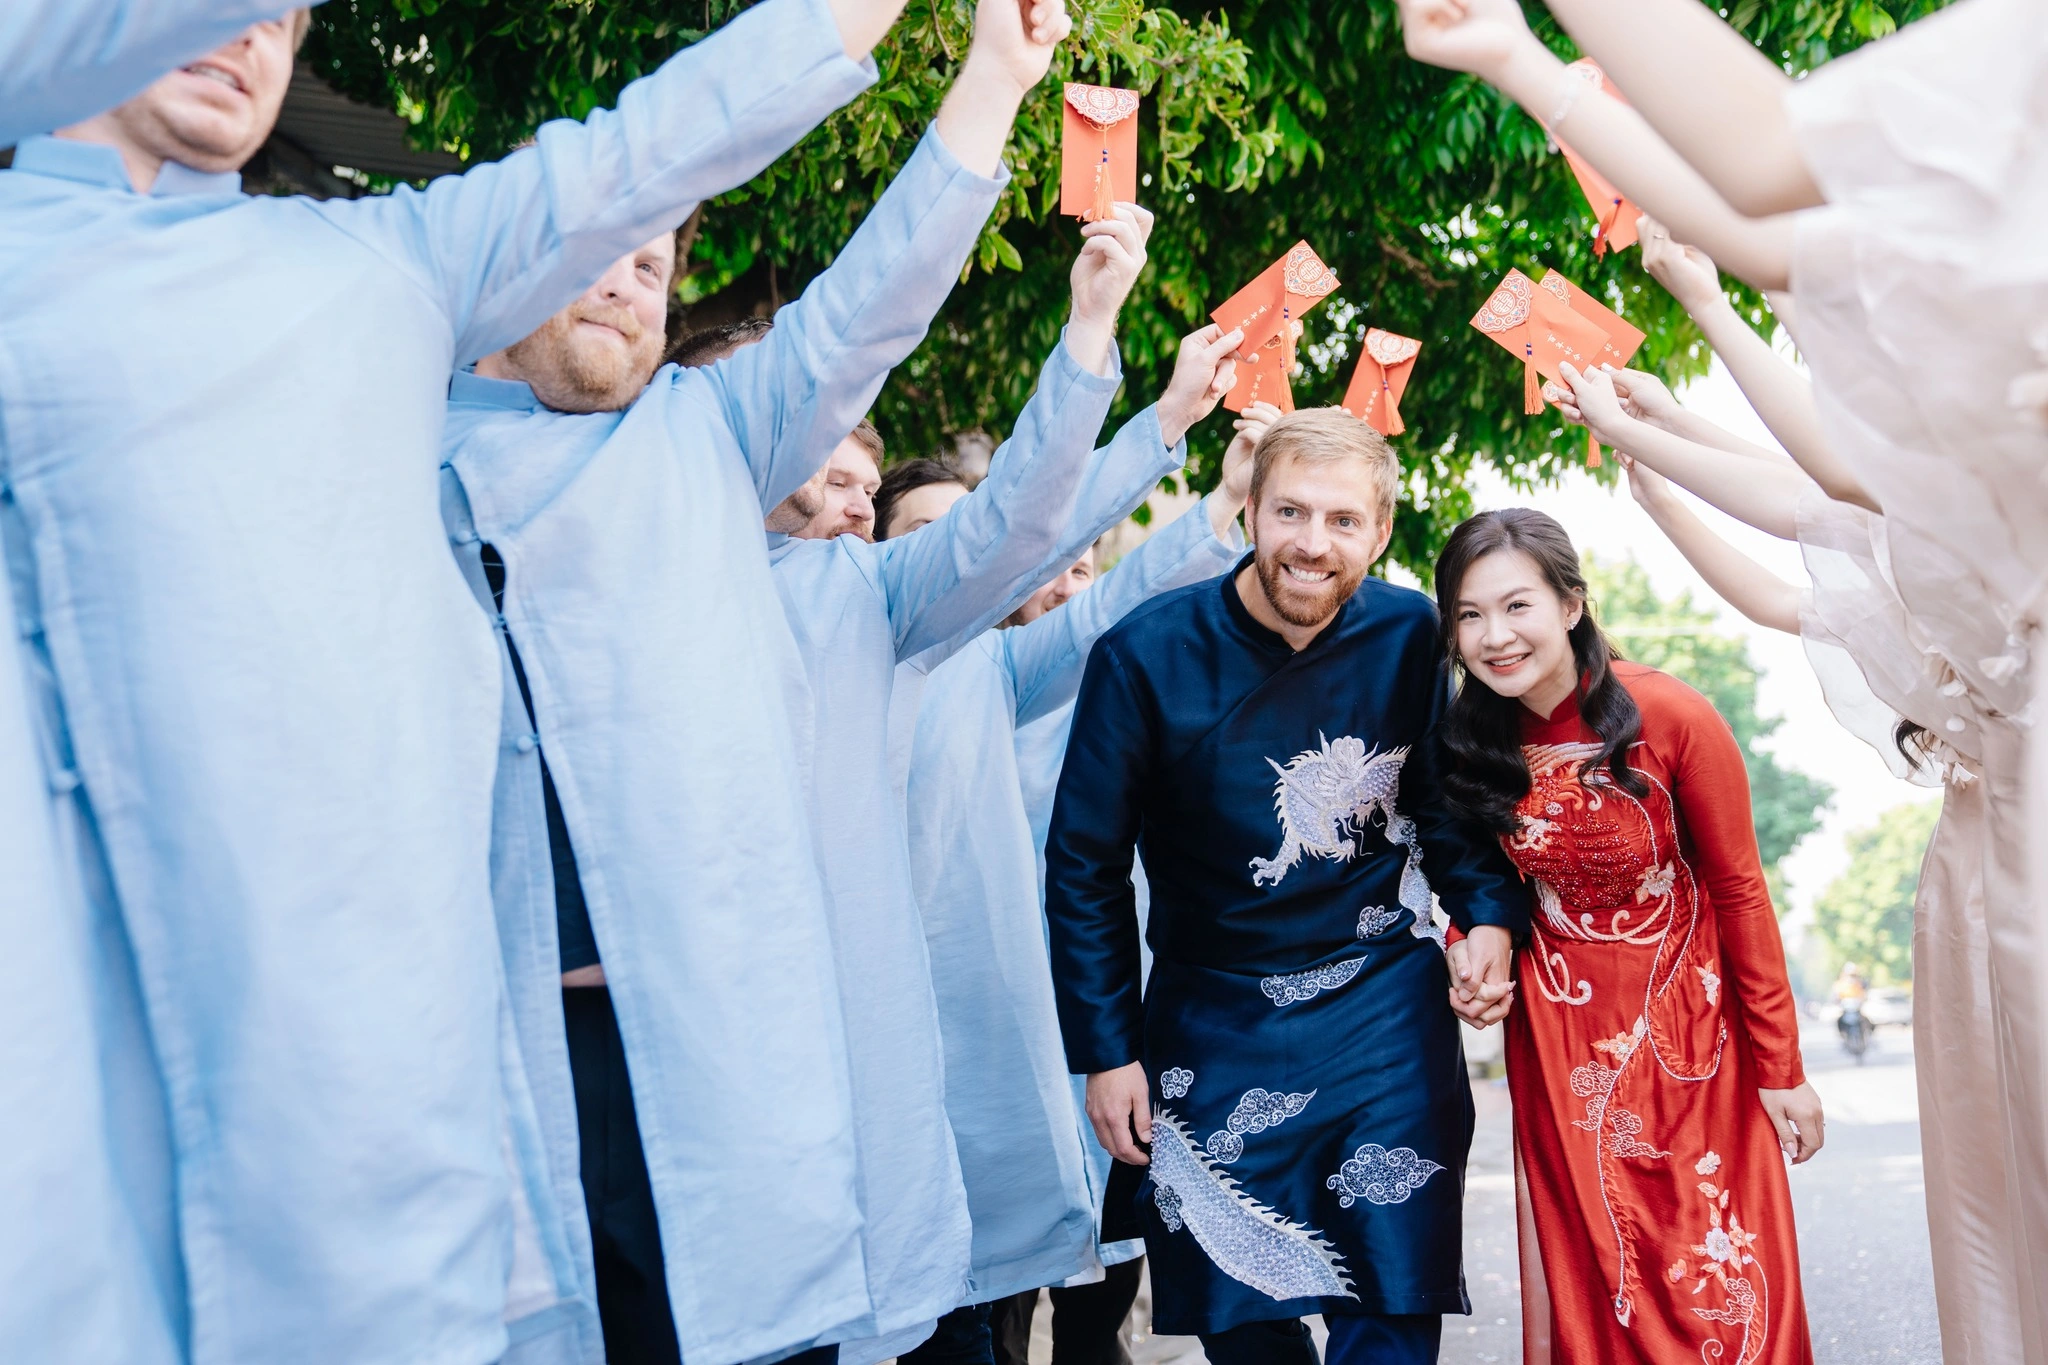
[1247,408,1400,526]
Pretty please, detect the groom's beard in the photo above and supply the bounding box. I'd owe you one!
[1255,545,1367,627]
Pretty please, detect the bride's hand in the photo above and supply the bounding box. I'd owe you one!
[1393,0,1539,83]
[1758,1082,1825,1163]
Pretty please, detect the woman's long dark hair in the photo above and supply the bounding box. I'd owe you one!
[1433,509,1649,833]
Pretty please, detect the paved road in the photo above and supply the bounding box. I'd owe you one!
[1032,1017,1938,1364]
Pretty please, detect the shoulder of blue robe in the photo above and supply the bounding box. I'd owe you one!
[876,329,1127,667]
[0,0,313,146]
[673,121,1006,512]
[1000,487,1243,728]
[303,0,875,364]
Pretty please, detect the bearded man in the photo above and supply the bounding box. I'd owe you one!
[0,2,919,1361]
[1043,410,1530,1365]
[440,4,1071,1360]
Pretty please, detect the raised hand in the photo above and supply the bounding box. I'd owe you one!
[966,0,1073,96]
[1639,216,1725,313]
[1155,323,1244,449]
[1063,203,1154,376]
[1206,398,1275,540]
[1394,0,1538,82]
[1558,361,1635,449]
[1618,451,1677,513]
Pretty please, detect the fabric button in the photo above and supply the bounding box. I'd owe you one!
[48,767,81,795]
[515,733,539,754]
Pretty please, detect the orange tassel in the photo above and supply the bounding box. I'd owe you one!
[1523,355,1543,415]
[1594,196,1623,257]
[1088,131,1115,223]
[1586,430,1602,467]
[1382,377,1405,436]
[1282,309,1297,374]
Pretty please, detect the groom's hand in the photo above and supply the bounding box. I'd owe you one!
[1086,1061,1153,1166]
[1448,923,1516,1027]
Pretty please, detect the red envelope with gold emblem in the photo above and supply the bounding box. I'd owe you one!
[1062,84,1141,221]
[1470,268,1616,463]
[1211,242,1339,376]
[1538,269,1644,371]
[1545,59,1641,256]
[1223,329,1297,415]
[1342,328,1422,436]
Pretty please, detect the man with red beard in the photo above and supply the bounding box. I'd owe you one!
[439,4,1072,1361]
[1043,409,1528,1364]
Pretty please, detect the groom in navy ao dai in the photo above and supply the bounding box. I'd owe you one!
[1044,411,1529,1362]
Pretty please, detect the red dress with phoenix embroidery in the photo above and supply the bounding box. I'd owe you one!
[1504,664,1813,1365]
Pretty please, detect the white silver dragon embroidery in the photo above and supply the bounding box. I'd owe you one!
[1148,1109,1355,1301]
[1249,735,1411,887]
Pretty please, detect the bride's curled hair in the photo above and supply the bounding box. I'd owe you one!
[1432,509,1649,833]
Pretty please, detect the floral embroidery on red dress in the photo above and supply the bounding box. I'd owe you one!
[1667,1150,1771,1365]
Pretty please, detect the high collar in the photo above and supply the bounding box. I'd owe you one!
[449,367,544,413]
[1521,674,1590,732]
[10,135,244,198]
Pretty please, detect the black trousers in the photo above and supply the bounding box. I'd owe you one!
[987,1257,1144,1365]
[1201,1313,1442,1365]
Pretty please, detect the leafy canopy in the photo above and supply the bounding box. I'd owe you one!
[1584,554,1832,900]
[307,0,1950,573]
[1813,800,1939,985]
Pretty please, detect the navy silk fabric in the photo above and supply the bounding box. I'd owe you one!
[1044,564,1528,1334]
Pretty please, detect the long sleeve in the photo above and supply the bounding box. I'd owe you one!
[701,124,1006,511]
[1000,489,1241,728]
[874,331,1124,664]
[1044,642,1155,1074]
[327,0,875,365]
[0,0,311,146]
[1658,678,1808,1089]
[1003,405,1189,606]
[1407,654,1531,938]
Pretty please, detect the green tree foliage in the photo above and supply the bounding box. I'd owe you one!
[1582,555,1831,898]
[1813,800,1939,985]
[305,0,1950,570]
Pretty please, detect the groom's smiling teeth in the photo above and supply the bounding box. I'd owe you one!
[1282,564,1332,585]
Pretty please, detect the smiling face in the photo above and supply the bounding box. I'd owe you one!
[1450,547,1585,710]
[80,17,299,177]
[486,236,674,413]
[1007,545,1097,626]
[1245,452,1391,634]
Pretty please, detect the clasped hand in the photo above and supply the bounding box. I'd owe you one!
[1446,923,1516,1027]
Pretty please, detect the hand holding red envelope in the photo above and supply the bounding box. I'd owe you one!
[1544,59,1642,257]
[1470,267,1643,465]
[1343,329,1423,436]
[1211,242,1338,413]
[1062,84,1141,222]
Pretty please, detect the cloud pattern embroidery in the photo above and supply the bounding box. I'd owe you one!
[1205,1087,1316,1163]
[1356,904,1400,939]
[1327,1144,1445,1208]
[1261,957,1366,1006]
[1160,1067,1195,1099]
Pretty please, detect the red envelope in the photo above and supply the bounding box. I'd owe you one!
[1342,328,1422,436]
[1062,84,1141,222]
[1545,60,1641,256]
[1211,241,1339,373]
[1223,330,1296,415]
[1470,268,1616,464]
[1537,269,1644,370]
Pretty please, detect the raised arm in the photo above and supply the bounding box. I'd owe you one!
[1394,0,1793,289]
[1637,221,1877,510]
[1559,362,1810,540]
[699,0,1065,508]
[1622,457,1801,636]
[1003,468,1248,727]
[1045,642,1157,1163]
[344,0,885,364]
[1,0,312,145]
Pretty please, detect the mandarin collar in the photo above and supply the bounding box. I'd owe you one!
[10,135,243,197]
[449,367,543,412]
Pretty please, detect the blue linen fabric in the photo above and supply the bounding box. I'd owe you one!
[903,490,1243,1303]
[1017,708,1152,1275]
[1043,570,1531,1336]
[768,333,1131,1363]
[439,124,1005,1364]
[0,0,316,147]
[0,5,874,1362]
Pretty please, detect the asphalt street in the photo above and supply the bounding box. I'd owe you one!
[1031,1016,1938,1364]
